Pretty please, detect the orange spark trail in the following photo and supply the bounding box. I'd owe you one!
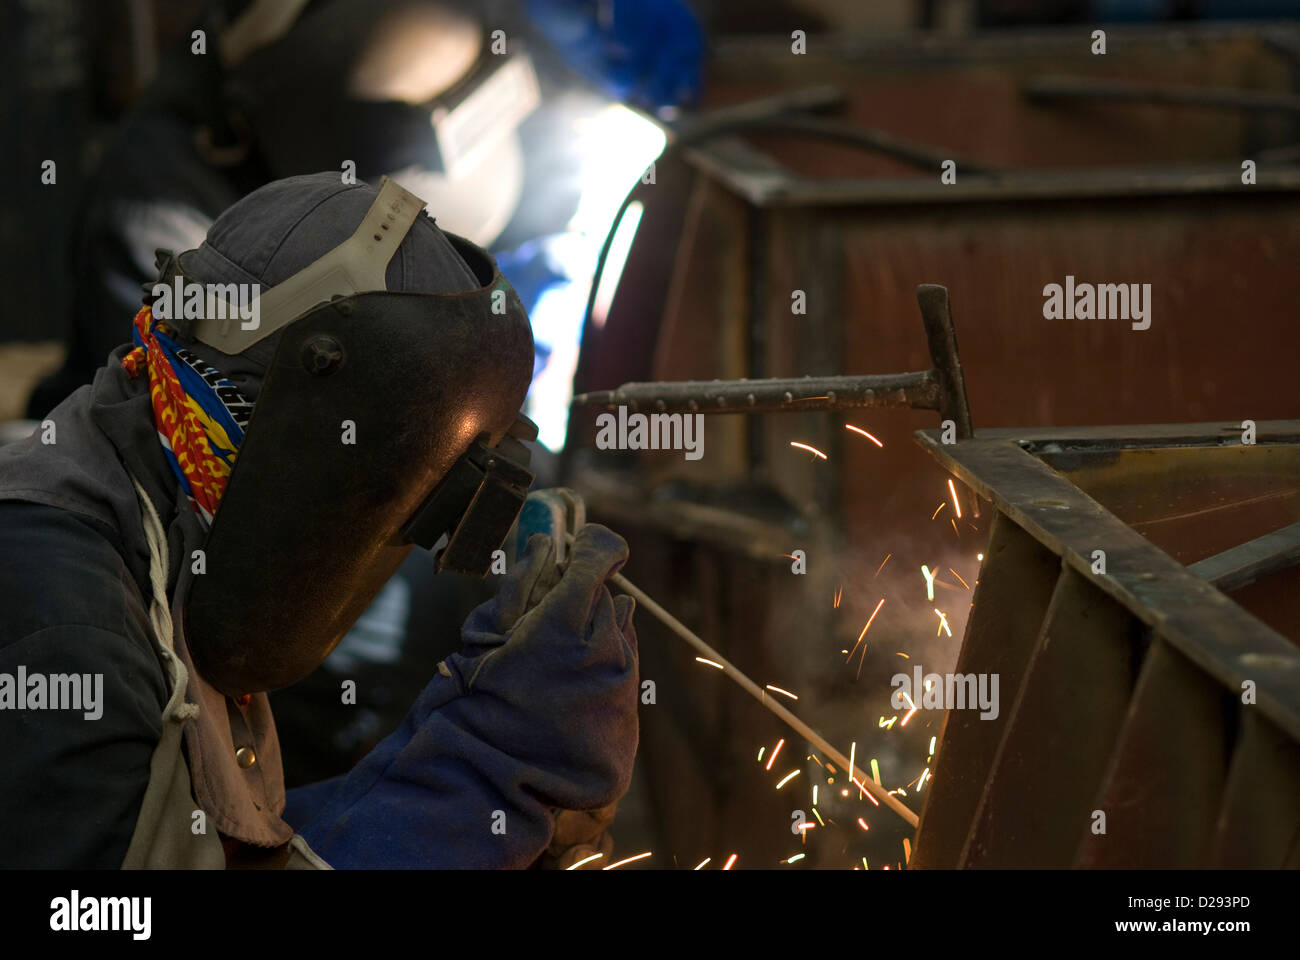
[722,854,738,870]
[846,598,885,664]
[845,424,884,447]
[947,478,962,519]
[765,738,785,771]
[602,852,652,870]
[874,553,892,578]
[789,441,828,460]
[949,568,971,590]
[931,502,947,520]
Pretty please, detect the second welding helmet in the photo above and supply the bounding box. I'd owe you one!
[165,172,535,696]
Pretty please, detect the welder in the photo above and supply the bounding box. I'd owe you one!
[17,0,698,787]
[0,172,639,868]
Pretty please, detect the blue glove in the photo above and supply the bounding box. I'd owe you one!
[527,0,705,111]
[287,524,639,868]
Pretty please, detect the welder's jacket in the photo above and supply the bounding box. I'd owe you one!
[0,350,639,868]
[0,349,321,868]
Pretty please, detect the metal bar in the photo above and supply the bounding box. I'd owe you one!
[1188,520,1300,593]
[682,153,1300,209]
[917,284,973,441]
[573,370,939,415]
[1025,74,1300,115]
[969,420,1300,447]
[914,432,1300,744]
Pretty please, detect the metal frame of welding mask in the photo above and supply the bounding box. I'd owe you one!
[173,176,536,695]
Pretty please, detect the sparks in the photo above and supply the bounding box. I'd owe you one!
[785,853,806,864]
[874,553,892,578]
[812,808,826,826]
[903,838,912,864]
[920,565,937,601]
[833,585,843,608]
[845,424,884,447]
[764,684,799,701]
[812,785,818,805]
[934,608,952,637]
[977,553,984,562]
[846,598,885,664]
[756,746,765,762]
[693,858,711,870]
[695,656,724,671]
[789,441,828,460]
[852,777,880,806]
[930,502,947,520]
[917,768,931,791]
[848,741,856,788]
[765,738,785,771]
[566,852,604,870]
[722,854,738,870]
[949,568,971,590]
[901,691,918,727]
[870,758,882,786]
[602,852,652,870]
[878,715,897,729]
[896,651,909,659]
[947,478,962,519]
[928,736,937,755]
[857,817,870,831]
[775,769,801,789]
[951,518,960,538]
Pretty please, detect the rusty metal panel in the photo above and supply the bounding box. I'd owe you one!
[1075,640,1232,868]
[911,509,1059,868]
[707,25,1300,175]
[916,432,1300,741]
[1210,712,1300,868]
[961,567,1142,868]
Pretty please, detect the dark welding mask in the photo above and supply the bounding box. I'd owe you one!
[174,176,535,695]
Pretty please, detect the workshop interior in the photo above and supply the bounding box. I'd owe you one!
[2,0,1298,877]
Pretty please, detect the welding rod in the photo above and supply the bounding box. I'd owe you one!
[609,571,920,829]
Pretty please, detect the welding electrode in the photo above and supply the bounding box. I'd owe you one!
[550,525,920,829]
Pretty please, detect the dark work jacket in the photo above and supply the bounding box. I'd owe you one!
[0,348,292,867]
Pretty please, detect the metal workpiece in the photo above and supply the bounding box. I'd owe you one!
[911,423,1300,869]
[572,370,940,415]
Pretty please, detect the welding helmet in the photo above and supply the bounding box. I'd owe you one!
[163,172,535,695]
[216,0,538,247]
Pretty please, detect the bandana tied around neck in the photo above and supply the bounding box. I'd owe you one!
[122,305,254,525]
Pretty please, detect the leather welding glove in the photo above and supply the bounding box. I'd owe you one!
[287,524,638,868]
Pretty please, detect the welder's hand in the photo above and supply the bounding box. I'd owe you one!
[449,524,640,806]
[289,524,638,868]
